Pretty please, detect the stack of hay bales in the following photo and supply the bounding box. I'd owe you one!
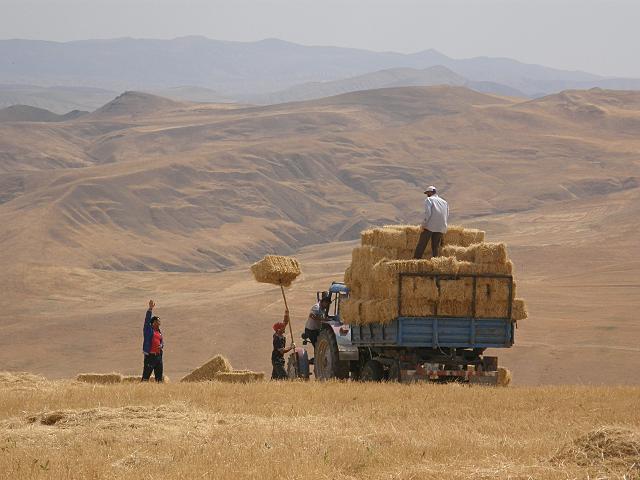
[342,225,528,325]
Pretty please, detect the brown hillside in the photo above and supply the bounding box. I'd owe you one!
[0,86,638,382]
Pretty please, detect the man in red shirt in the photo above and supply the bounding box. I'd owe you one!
[142,299,164,382]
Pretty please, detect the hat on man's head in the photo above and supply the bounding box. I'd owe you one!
[273,322,286,332]
[423,185,437,194]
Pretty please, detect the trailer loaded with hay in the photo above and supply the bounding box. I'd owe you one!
[307,225,526,385]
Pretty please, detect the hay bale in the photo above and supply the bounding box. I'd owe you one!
[214,371,265,383]
[400,298,435,317]
[340,298,362,324]
[473,242,508,264]
[0,372,48,385]
[76,373,123,384]
[121,375,140,384]
[551,426,640,470]
[439,277,474,302]
[512,298,528,320]
[250,255,301,287]
[476,300,509,318]
[437,300,471,317]
[181,355,232,382]
[442,244,475,262]
[497,367,512,387]
[351,299,397,325]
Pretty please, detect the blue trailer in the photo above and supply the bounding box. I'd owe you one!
[301,272,515,384]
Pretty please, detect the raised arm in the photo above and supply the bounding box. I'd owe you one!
[145,299,155,325]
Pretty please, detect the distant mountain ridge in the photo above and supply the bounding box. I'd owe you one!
[247,66,528,104]
[0,104,87,122]
[2,36,640,101]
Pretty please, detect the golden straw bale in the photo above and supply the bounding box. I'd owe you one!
[384,224,423,250]
[361,300,381,323]
[412,276,439,299]
[340,299,361,324]
[473,242,508,264]
[180,355,232,382]
[497,367,512,386]
[121,375,140,384]
[442,245,475,262]
[476,278,514,304]
[379,256,461,276]
[354,299,397,325]
[459,229,485,247]
[344,266,352,285]
[439,277,474,302]
[250,255,301,287]
[437,300,471,317]
[371,228,407,249]
[400,298,435,317]
[444,225,486,247]
[512,298,528,320]
[76,373,123,384]
[475,300,509,318]
[214,371,265,383]
[361,229,375,245]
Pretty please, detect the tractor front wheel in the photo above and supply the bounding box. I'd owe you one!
[314,329,349,380]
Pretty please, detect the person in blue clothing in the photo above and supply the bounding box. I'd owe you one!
[142,299,164,382]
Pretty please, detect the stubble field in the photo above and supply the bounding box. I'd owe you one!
[1,374,639,479]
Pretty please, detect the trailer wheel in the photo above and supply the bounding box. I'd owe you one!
[361,360,384,382]
[386,361,401,382]
[315,329,349,380]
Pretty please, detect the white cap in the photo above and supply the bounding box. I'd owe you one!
[423,185,437,193]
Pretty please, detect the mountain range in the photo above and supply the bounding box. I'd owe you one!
[2,37,640,113]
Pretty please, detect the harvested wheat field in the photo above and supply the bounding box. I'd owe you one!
[0,378,638,479]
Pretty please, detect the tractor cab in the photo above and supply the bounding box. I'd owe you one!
[316,282,349,323]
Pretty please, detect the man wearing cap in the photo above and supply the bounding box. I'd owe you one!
[142,299,164,382]
[414,185,449,259]
[272,309,294,380]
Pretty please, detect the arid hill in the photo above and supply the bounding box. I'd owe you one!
[0,86,638,381]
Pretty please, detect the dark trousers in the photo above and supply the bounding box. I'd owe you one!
[271,357,287,380]
[413,229,443,259]
[142,353,163,382]
[304,328,320,348]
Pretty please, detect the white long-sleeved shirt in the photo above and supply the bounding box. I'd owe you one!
[422,194,449,233]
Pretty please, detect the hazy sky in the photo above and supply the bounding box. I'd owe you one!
[1,0,638,77]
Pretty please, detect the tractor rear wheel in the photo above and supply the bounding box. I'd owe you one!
[361,360,384,382]
[315,329,349,380]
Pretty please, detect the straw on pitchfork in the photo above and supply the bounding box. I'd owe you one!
[250,255,302,373]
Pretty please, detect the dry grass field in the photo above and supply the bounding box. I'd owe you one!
[1,373,639,479]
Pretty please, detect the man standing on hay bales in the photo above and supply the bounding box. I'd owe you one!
[414,185,449,259]
[272,310,295,380]
[142,300,164,382]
